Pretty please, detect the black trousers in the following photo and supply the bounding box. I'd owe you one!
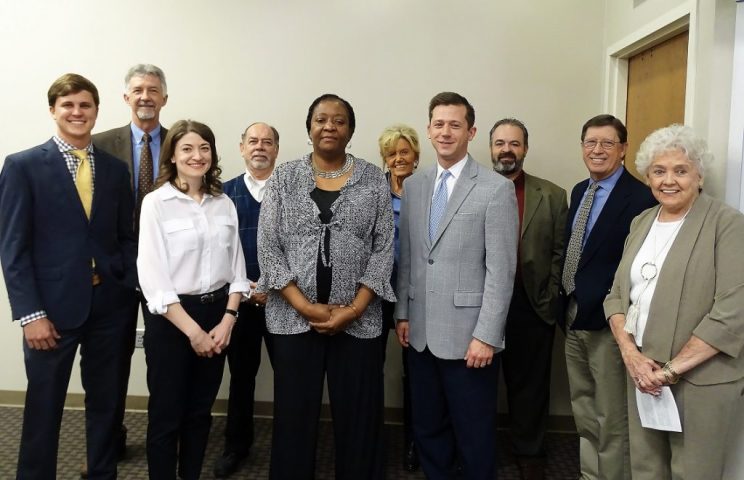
[381,300,413,444]
[17,281,136,480]
[270,330,385,480]
[408,346,500,480]
[222,303,273,455]
[501,282,555,458]
[143,294,227,480]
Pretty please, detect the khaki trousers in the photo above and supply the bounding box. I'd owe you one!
[627,375,744,480]
[565,302,630,480]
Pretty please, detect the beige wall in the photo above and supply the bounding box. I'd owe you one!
[0,0,739,420]
[602,0,738,198]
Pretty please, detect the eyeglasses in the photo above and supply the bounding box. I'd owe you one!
[582,139,621,150]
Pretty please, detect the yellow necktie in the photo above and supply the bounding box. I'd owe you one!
[72,149,92,219]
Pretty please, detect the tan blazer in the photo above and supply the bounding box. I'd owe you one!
[604,193,744,385]
[93,124,168,189]
[519,173,567,325]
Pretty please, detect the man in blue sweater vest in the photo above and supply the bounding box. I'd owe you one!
[214,122,279,478]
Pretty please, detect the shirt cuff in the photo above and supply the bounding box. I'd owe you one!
[146,290,180,315]
[228,281,251,296]
[18,310,47,326]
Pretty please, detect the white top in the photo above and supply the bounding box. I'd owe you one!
[434,154,468,201]
[137,182,251,314]
[242,170,269,202]
[628,216,685,347]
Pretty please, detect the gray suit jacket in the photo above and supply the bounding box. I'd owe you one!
[93,124,168,190]
[518,172,567,325]
[604,193,744,385]
[395,156,519,359]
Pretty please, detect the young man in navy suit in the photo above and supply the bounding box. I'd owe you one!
[0,73,138,479]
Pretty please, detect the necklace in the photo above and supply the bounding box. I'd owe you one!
[639,208,689,280]
[625,207,689,336]
[312,155,354,179]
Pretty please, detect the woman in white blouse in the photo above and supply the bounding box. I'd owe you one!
[137,119,250,480]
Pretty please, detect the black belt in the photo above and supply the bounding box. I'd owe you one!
[179,284,229,304]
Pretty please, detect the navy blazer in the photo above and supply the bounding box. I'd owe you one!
[560,168,656,331]
[0,139,138,329]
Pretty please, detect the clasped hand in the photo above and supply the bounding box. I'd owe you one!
[622,347,663,395]
[304,303,355,335]
[188,315,235,358]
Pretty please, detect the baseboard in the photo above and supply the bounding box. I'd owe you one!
[0,391,576,433]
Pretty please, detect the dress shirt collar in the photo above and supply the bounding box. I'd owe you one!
[435,154,468,181]
[593,164,624,191]
[53,135,92,154]
[243,169,271,202]
[130,122,162,145]
[157,181,214,202]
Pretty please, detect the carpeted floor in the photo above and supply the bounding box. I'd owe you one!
[0,406,579,479]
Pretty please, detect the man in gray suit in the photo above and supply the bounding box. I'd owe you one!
[87,64,169,472]
[395,92,518,480]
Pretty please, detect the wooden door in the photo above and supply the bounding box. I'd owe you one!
[625,31,688,178]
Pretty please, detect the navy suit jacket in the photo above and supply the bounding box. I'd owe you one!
[0,139,138,330]
[560,168,656,331]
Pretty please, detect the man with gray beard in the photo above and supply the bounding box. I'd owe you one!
[490,118,567,480]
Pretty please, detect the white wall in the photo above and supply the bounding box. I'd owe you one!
[0,0,738,420]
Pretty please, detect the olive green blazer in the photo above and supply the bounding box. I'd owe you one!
[604,193,744,385]
[518,173,567,324]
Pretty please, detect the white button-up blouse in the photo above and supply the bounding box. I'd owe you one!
[138,182,251,314]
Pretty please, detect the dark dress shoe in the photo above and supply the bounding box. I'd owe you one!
[214,451,248,478]
[404,440,420,472]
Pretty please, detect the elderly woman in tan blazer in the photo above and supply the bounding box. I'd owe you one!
[604,124,744,480]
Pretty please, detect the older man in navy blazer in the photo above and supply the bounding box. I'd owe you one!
[395,92,518,479]
[0,74,138,479]
[560,114,656,480]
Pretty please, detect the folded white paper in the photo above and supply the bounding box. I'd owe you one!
[636,386,682,432]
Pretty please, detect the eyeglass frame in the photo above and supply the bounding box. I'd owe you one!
[581,139,623,150]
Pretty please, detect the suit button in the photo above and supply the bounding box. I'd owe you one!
[428,259,434,265]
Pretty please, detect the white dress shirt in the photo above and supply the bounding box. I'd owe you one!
[433,154,468,200]
[242,170,269,202]
[138,182,251,314]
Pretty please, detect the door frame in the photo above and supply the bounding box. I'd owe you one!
[603,3,694,124]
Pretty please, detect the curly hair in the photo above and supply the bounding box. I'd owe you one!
[155,119,223,196]
[635,124,711,179]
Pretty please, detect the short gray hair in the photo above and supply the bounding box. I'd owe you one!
[635,124,711,178]
[124,64,167,95]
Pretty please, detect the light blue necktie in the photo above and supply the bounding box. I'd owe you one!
[429,170,452,241]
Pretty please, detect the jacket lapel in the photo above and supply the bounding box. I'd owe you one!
[41,140,90,224]
[579,170,632,269]
[422,166,437,249]
[431,156,476,247]
[90,154,111,222]
[645,195,711,357]
[522,173,542,238]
